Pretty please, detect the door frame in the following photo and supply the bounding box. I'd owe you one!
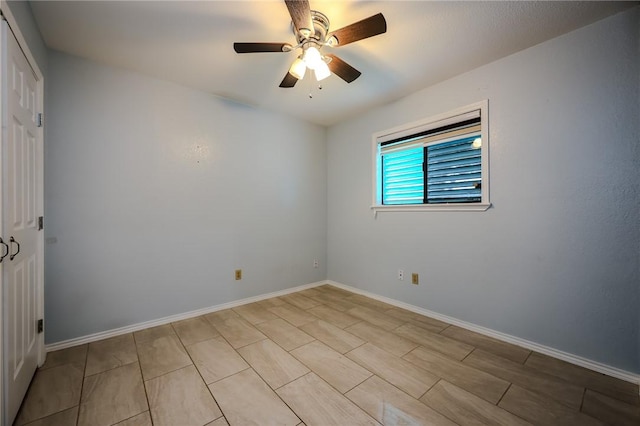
[0,2,45,422]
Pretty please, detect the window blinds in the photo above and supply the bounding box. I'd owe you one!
[381,146,424,205]
[426,134,481,203]
[380,111,482,205]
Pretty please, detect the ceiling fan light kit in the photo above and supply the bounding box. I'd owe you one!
[233,0,387,89]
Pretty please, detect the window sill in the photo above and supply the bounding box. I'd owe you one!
[371,203,491,212]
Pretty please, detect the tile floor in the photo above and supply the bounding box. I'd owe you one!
[13,285,640,426]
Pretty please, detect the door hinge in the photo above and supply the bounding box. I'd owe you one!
[38,216,44,230]
[37,319,44,334]
[36,112,43,127]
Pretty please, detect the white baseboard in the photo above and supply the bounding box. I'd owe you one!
[45,280,327,352]
[46,279,639,389]
[326,280,640,386]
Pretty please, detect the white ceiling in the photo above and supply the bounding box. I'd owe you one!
[30,1,635,126]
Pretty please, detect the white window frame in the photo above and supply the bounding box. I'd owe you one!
[371,100,491,212]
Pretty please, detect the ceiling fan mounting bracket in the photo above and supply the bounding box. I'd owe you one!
[293,10,330,44]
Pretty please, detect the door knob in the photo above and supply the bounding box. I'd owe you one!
[0,238,8,262]
[9,236,20,261]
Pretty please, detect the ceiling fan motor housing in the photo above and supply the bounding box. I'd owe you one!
[294,10,330,44]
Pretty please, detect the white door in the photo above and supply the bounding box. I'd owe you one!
[1,21,43,425]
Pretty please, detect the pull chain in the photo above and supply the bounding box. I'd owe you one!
[307,73,323,99]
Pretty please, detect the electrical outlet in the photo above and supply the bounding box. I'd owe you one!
[398,269,404,280]
[235,269,242,280]
[411,273,419,285]
[313,259,319,268]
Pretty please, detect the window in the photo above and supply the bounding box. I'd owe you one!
[372,100,490,212]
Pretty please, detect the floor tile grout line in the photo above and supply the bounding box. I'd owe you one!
[131,336,153,425]
[495,381,513,406]
[166,323,225,426]
[493,384,537,426]
[500,383,601,426]
[463,350,598,412]
[438,324,452,334]
[345,339,368,355]
[349,342,445,400]
[522,357,640,404]
[235,338,310,389]
[74,342,91,425]
[83,359,140,379]
[579,386,587,412]
[402,346,518,406]
[141,378,156,426]
[271,374,306,425]
[263,329,318,354]
[420,397,465,426]
[221,365,305,425]
[172,315,221,347]
[577,388,638,425]
[19,347,89,426]
[207,314,269,350]
[287,341,375,395]
[355,375,456,425]
[338,373,374,396]
[460,346,477,362]
[110,410,149,426]
[416,380,471,426]
[583,386,640,407]
[142,362,196,383]
[275,371,372,424]
[416,377,442,401]
[136,336,193,382]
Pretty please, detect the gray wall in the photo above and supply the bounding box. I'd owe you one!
[44,51,327,343]
[326,8,639,373]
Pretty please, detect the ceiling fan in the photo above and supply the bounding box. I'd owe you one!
[233,0,387,88]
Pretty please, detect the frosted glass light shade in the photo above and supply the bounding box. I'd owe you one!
[289,58,306,80]
[303,46,323,70]
[315,61,331,81]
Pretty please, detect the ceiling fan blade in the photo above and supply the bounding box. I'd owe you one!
[326,54,361,83]
[328,13,387,46]
[279,72,299,88]
[234,42,291,53]
[284,0,313,37]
